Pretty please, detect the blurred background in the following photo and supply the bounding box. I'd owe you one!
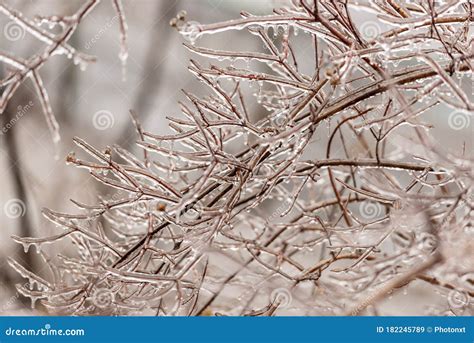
[0,0,471,315]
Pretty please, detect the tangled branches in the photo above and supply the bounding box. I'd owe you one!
[0,0,127,143]
[8,0,474,316]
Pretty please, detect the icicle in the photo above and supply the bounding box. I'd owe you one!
[120,50,128,82]
[22,242,31,253]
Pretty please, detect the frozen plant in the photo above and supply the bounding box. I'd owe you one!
[8,0,474,316]
[0,0,127,143]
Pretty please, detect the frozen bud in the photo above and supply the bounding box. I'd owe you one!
[330,77,340,86]
[169,17,178,27]
[66,152,76,164]
[156,203,167,212]
[177,10,187,20]
[104,146,112,155]
[324,66,336,79]
[178,21,202,44]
